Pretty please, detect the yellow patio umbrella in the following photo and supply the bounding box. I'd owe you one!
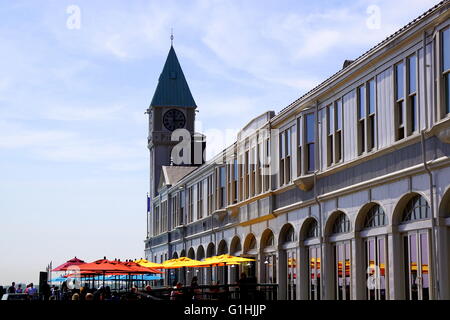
[162,257,204,269]
[134,258,164,269]
[194,254,256,267]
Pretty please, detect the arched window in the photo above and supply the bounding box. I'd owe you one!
[332,213,350,234]
[284,226,295,243]
[306,219,319,238]
[266,233,275,247]
[364,204,387,229]
[402,195,430,222]
[249,236,257,250]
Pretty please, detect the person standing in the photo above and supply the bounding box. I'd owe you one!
[16,284,23,293]
[7,282,16,294]
[27,283,37,300]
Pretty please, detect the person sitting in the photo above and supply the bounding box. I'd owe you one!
[71,293,80,301]
[170,282,183,300]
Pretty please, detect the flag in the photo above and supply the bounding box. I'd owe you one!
[147,194,151,213]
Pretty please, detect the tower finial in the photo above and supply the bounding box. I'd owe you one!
[171,28,174,46]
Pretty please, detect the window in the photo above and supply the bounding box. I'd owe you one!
[265,233,275,247]
[334,241,351,300]
[207,175,214,215]
[279,127,292,185]
[395,62,406,140]
[365,236,387,300]
[327,100,343,166]
[367,80,376,150]
[233,158,238,203]
[197,181,203,219]
[284,226,295,243]
[305,113,315,172]
[244,151,249,199]
[408,55,417,134]
[154,205,160,235]
[256,142,262,195]
[218,167,226,209]
[264,138,271,192]
[357,80,376,155]
[161,201,167,232]
[332,213,350,234]
[297,117,302,176]
[180,190,185,224]
[250,147,256,196]
[357,85,366,155]
[395,57,418,140]
[442,28,450,115]
[306,219,319,238]
[187,187,193,223]
[364,204,387,229]
[401,195,430,222]
[239,154,244,201]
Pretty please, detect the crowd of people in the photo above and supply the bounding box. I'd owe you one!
[1,280,154,301]
[1,273,260,301]
[0,282,39,300]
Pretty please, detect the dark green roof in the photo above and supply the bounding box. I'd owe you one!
[150,46,197,108]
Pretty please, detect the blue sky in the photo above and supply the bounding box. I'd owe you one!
[0,0,440,285]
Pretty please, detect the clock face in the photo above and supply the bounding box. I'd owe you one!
[163,109,186,131]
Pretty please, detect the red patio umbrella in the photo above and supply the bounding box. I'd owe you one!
[52,257,85,271]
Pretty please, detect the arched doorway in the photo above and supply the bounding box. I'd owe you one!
[325,211,352,300]
[355,202,388,300]
[300,218,321,300]
[260,229,277,285]
[169,252,179,285]
[187,248,196,285]
[196,246,205,285]
[394,193,433,300]
[217,240,228,285]
[229,236,242,284]
[279,224,297,300]
[206,243,216,284]
[243,233,258,279]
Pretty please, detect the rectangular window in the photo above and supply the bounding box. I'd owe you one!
[219,166,226,208]
[305,113,315,172]
[395,62,406,140]
[327,105,334,166]
[188,187,193,223]
[250,147,256,197]
[264,139,270,192]
[335,100,342,162]
[297,117,302,176]
[180,190,185,224]
[207,175,213,215]
[408,55,417,134]
[279,127,292,185]
[357,86,366,155]
[367,80,376,151]
[279,132,285,186]
[327,101,343,166]
[244,151,249,199]
[239,154,244,201]
[285,128,291,183]
[197,181,203,219]
[442,28,450,115]
[233,158,238,202]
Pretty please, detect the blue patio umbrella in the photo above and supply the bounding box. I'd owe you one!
[50,277,67,282]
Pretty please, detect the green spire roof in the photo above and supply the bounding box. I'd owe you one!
[150,46,197,108]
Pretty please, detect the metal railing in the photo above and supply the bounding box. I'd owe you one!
[145,283,278,301]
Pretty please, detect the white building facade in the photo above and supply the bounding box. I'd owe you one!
[145,1,450,300]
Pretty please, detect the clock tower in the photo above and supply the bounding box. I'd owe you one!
[147,44,198,198]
